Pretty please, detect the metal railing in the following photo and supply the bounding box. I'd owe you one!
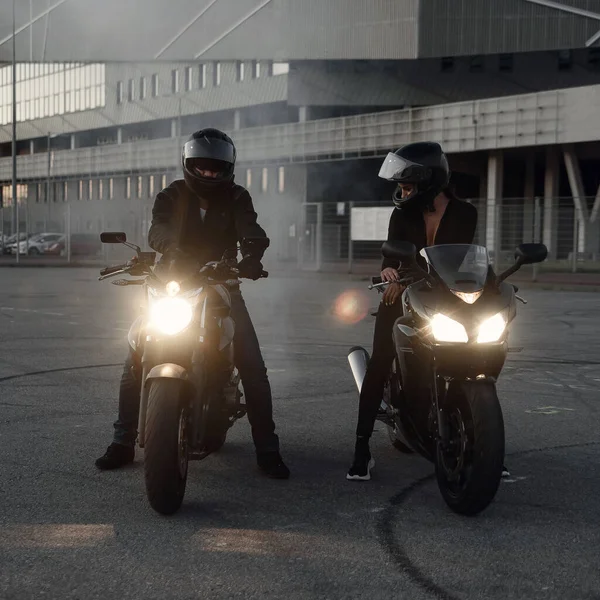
[0,85,573,180]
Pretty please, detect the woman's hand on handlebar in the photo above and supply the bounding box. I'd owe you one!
[381,267,400,283]
[382,282,404,306]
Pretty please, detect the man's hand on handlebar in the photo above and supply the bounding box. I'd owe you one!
[237,256,264,281]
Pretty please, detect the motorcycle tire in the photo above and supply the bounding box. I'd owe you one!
[204,428,228,453]
[435,380,505,516]
[144,379,190,515]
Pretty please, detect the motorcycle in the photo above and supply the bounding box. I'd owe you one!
[348,241,547,515]
[98,231,269,515]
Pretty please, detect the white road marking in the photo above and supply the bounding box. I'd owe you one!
[525,406,576,415]
[0,307,63,317]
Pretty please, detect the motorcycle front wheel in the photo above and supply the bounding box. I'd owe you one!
[435,380,505,516]
[144,378,190,515]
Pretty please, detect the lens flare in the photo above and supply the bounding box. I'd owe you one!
[332,290,369,325]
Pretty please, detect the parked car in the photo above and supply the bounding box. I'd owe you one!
[10,233,64,255]
[46,233,102,257]
[3,232,30,255]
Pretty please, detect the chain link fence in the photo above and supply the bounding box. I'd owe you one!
[295,198,600,278]
[1,194,599,277]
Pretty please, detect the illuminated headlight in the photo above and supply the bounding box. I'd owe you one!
[452,290,483,304]
[166,280,181,296]
[477,313,506,343]
[149,297,193,335]
[430,314,468,343]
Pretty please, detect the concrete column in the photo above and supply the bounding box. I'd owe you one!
[29,140,35,154]
[543,147,559,259]
[563,144,593,255]
[299,106,310,123]
[116,128,123,145]
[171,119,178,138]
[486,150,503,264]
[233,109,241,130]
[70,134,76,150]
[522,152,535,243]
[477,169,487,246]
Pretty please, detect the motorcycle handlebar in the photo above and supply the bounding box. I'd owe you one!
[100,264,126,277]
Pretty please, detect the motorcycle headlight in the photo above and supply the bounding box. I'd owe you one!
[451,289,483,304]
[149,297,193,335]
[477,313,506,343]
[430,313,468,343]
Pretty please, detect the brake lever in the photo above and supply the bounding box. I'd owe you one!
[516,294,528,304]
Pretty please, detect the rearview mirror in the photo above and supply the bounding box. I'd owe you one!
[515,243,548,265]
[241,237,270,253]
[100,231,127,244]
[381,241,417,263]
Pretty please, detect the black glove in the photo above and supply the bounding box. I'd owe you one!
[237,256,263,280]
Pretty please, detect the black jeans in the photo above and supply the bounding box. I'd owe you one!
[113,289,279,454]
[355,301,403,439]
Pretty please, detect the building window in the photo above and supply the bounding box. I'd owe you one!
[184,66,192,91]
[63,181,68,202]
[88,179,93,200]
[126,176,131,199]
[199,64,207,89]
[137,176,143,198]
[127,78,135,102]
[140,77,147,99]
[109,178,114,199]
[267,60,274,76]
[261,167,268,192]
[236,61,245,82]
[246,168,252,189]
[149,175,155,198]
[278,166,285,193]
[99,179,104,199]
[498,54,513,72]
[469,56,484,73]
[272,62,289,75]
[151,74,159,97]
[558,49,572,71]
[116,81,123,104]
[78,180,83,200]
[252,60,261,79]
[171,69,179,93]
[213,62,221,86]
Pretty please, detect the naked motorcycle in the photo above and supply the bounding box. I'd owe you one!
[99,232,269,515]
[348,241,547,515]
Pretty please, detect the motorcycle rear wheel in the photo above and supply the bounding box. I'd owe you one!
[144,379,190,515]
[435,380,505,516]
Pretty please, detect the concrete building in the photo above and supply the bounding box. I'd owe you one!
[1,0,600,265]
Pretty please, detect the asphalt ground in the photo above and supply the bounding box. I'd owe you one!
[0,268,598,600]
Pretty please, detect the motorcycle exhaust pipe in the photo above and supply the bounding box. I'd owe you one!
[348,346,370,394]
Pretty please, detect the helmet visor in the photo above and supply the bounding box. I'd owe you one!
[183,137,235,165]
[378,152,431,183]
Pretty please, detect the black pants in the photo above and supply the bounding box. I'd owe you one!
[355,301,403,439]
[113,289,279,454]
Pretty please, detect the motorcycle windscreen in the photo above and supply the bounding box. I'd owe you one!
[420,244,489,293]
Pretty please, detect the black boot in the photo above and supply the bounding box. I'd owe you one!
[257,451,290,479]
[347,436,375,481]
[95,443,135,470]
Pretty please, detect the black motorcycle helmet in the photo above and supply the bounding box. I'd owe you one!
[378,142,450,211]
[182,128,236,195]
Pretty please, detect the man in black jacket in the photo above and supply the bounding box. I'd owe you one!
[95,128,290,479]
